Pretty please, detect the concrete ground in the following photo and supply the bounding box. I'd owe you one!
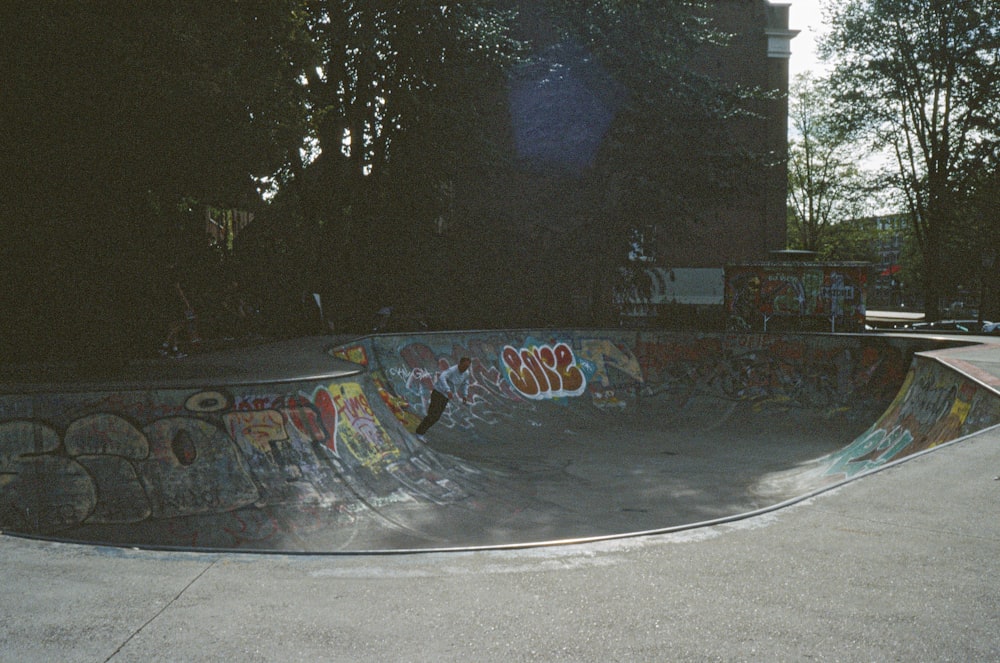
[1,333,998,661]
[1,418,997,661]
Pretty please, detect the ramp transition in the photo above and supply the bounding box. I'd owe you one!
[0,331,997,552]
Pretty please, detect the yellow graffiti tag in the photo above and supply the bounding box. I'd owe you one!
[333,383,401,474]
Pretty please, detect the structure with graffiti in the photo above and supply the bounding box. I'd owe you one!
[725,262,871,332]
[0,330,996,551]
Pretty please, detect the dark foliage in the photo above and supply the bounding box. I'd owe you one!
[1,1,760,363]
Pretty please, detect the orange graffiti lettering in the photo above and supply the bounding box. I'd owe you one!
[501,342,586,400]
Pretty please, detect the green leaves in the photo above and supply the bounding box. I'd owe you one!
[787,73,873,255]
[821,0,1000,317]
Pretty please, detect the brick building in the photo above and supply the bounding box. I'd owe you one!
[675,1,797,267]
[454,2,798,324]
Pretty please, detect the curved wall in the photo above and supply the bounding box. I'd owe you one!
[0,331,994,551]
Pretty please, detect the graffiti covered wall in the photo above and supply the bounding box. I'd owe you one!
[725,262,870,332]
[0,329,992,550]
[357,330,934,431]
[822,355,1000,480]
[0,372,476,549]
[353,330,996,478]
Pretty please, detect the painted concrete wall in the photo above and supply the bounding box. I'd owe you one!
[726,263,870,332]
[0,331,994,550]
[823,354,1000,480]
[351,330,915,423]
[349,330,999,480]
[0,371,487,549]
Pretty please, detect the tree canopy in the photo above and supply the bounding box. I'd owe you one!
[786,73,871,255]
[2,0,764,363]
[1,1,311,361]
[820,0,1000,318]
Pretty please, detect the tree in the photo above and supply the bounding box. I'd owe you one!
[0,2,312,361]
[965,163,1000,319]
[215,1,775,330]
[288,3,523,217]
[786,73,870,253]
[820,0,1000,319]
[255,1,523,322]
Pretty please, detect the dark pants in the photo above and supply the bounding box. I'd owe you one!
[415,390,449,435]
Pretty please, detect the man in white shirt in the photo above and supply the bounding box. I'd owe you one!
[415,357,472,436]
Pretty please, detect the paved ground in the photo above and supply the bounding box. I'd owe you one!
[1,421,997,662]
[1,332,998,660]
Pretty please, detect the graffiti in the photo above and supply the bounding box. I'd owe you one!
[1,451,97,531]
[224,410,288,452]
[185,390,231,413]
[578,339,642,386]
[826,425,916,479]
[329,382,401,474]
[170,429,198,466]
[385,340,519,430]
[372,372,423,430]
[2,329,996,551]
[369,332,923,434]
[763,275,806,315]
[630,334,908,411]
[399,342,440,377]
[233,393,304,413]
[305,386,342,455]
[725,264,868,331]
[820,274,854,315]
[76,454,150,523]
[578,338,641,408]
[898,373,959,425]
[0,373,450,546]
[332,344,369,367]
[388,366,423,380]
[500,341,587,400]
[823,358,1000,479]
[0,420,61,464]
[140,417,259,519]
[282,396,329,446]
[387,457,466,504]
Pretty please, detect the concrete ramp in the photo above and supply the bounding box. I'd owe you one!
[0,331,997,552]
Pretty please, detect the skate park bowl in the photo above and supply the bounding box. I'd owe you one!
[1,330,998,553]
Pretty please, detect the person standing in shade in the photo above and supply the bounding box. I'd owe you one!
[415,357,472,437]
[160,270,201,359]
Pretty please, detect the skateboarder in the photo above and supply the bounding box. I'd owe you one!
[415,357,472,436]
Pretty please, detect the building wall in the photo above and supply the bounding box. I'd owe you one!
[661,1,794,267]
[455,1,794,321]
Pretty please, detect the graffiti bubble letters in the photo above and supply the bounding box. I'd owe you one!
[501,342,586,400]
[331,383,401,473]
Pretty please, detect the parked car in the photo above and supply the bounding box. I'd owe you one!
[905,319,992,333]
[981,321,1000,334]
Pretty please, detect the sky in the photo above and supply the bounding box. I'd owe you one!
[785,1,897,212]
[787,0,829,79]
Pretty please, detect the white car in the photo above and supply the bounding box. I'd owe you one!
[906,319,992,333]
[981,321,1000,334]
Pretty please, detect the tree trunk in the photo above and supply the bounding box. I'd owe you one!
[920,194,948,321]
